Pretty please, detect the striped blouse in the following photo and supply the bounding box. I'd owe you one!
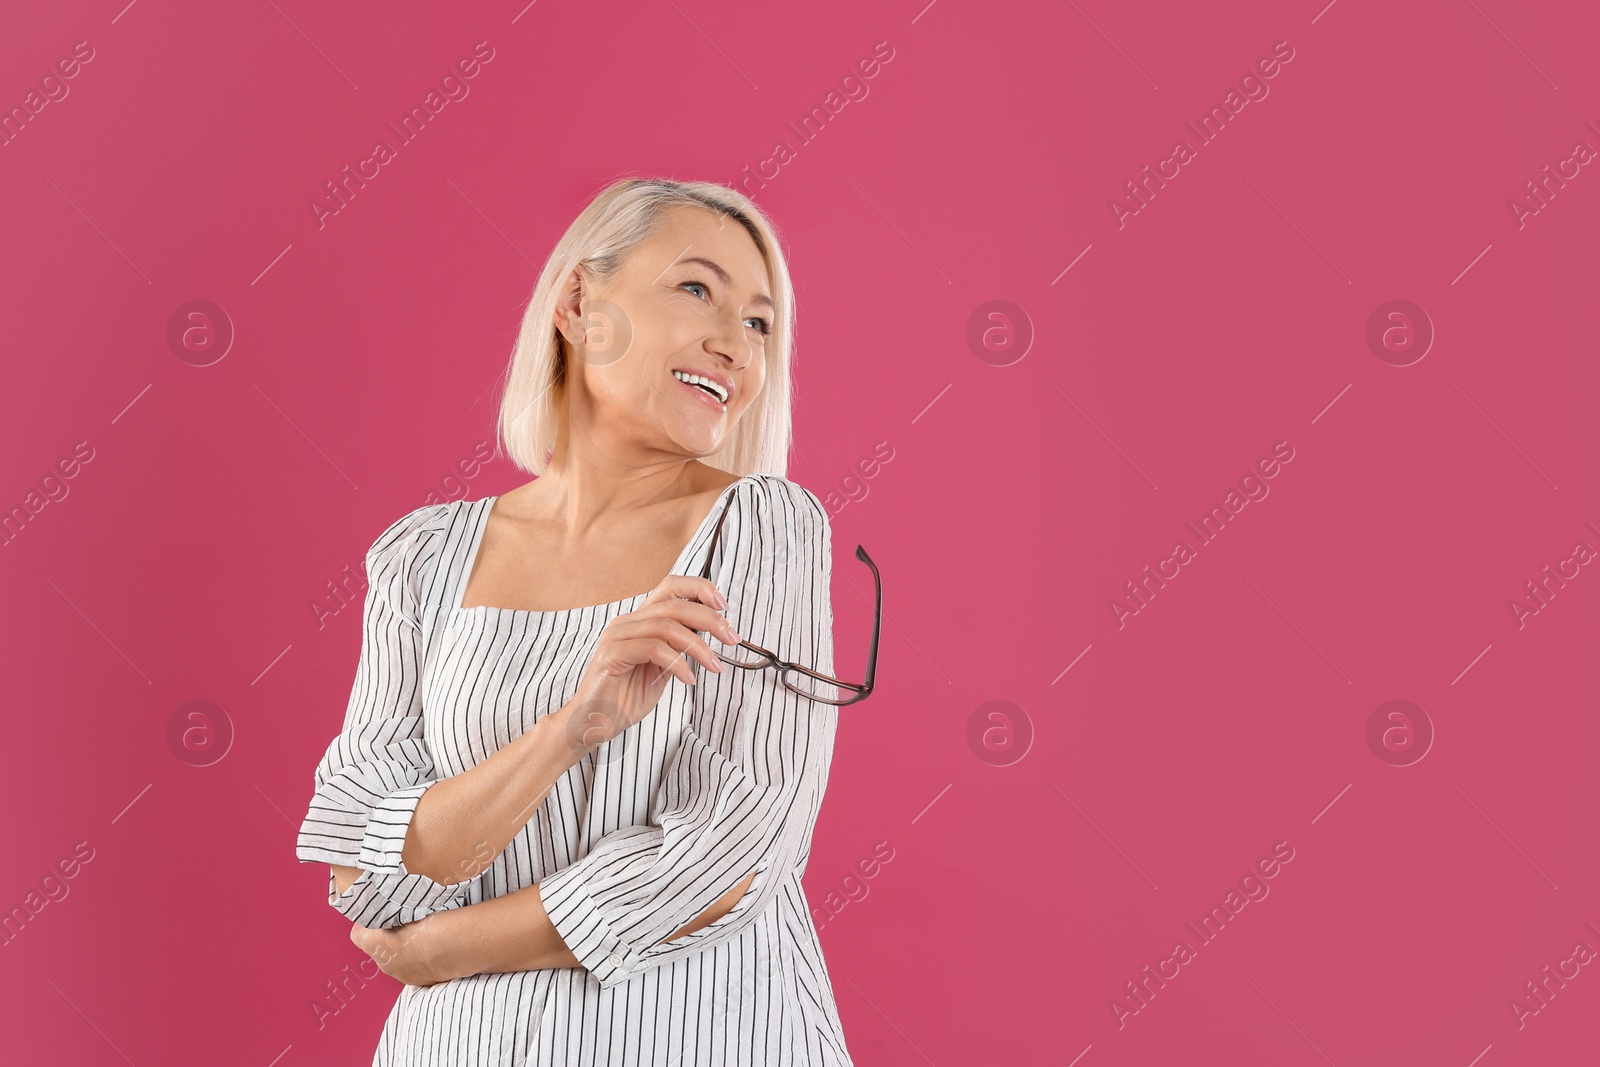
[295,472,854,1066]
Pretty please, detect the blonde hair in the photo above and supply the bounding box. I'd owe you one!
[494,177,797,478]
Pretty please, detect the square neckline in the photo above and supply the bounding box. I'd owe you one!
[454,473,756,618]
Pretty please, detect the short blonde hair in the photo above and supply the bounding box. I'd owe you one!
[495,177,797,478]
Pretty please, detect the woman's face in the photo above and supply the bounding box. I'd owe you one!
[558,204,772,465]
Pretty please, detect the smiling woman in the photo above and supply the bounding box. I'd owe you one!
[295,178,853,1066]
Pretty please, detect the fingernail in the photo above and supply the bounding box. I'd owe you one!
[726,628,741,644]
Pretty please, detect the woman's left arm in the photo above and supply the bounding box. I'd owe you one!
[355,870,758,986]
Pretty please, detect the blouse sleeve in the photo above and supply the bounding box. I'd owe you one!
[537,475,840,990]
[294,502,479,929]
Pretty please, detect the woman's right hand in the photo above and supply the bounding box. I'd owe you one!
[559,575,740,756]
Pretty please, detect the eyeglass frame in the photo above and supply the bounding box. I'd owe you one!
[691,494,880,706]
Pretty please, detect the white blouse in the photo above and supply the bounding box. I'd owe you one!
[295,472,854,1066]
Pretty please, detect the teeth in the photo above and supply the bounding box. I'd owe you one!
[671,370,728,403]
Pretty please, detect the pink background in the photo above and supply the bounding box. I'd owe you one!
[3,0,1598,1063]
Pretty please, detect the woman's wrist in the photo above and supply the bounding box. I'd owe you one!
[427,906,481,982]
[536,701,596,774]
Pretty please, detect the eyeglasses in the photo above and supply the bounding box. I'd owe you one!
[693,497,880,706]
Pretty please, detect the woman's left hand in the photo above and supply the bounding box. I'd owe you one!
[350,911,462,987]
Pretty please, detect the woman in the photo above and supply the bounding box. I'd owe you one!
[295,178,853,1065]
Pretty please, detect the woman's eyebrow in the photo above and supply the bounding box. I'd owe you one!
[674,255,774,309]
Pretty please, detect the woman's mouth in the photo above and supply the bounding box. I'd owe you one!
[670,369,729,410]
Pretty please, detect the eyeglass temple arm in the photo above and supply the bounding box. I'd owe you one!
[698,499,881,696]
[855,544,881,693]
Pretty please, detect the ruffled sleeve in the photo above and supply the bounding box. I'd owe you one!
[294,502,479,928]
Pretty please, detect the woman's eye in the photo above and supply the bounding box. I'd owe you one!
[681,280,768,334]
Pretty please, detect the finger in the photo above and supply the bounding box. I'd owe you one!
[635,597,740,644]
[635,637,698,686]
[642,575,728,610]
[600,635,696,687]
[619,597,740,650]
[611,618,724,674]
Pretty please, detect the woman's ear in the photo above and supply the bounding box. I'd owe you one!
[554,266,587,346]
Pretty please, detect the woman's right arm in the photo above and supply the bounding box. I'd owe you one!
[396,704,588,884]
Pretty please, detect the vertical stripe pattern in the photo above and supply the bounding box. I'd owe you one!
[296,473,854,1066]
